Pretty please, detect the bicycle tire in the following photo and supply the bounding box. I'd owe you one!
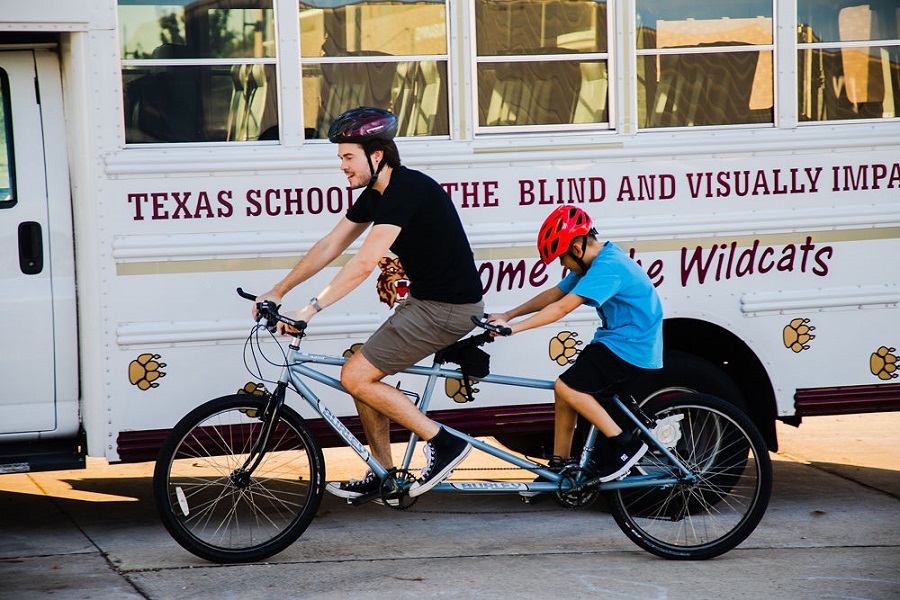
[153,394,325,563]
[607,392,772,560]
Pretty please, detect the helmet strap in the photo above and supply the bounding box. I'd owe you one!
[364,149,387,189]
[567,234,590,273]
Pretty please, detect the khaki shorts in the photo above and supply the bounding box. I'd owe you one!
[361,296,485,375]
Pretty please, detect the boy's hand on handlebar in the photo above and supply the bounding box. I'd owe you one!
[472,314,513,337]
[484,313,512,337]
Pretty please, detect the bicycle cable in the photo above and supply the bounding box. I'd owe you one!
[242,323,292,387]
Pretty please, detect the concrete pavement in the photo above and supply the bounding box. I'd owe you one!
[1,413,898,599]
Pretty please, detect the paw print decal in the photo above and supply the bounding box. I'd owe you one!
[128,353,166,390]
[343,343,364,359]
[238,382,267,396]
[549,331,582,366]
[870,346,898,380]
[783,318,815,353]
[445,377,479,403]
[237,383,269,418]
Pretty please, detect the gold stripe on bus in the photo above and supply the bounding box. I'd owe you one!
[116,227,900,276]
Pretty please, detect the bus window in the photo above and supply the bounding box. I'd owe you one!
[636,0,774,128]
[0,69,14,206]
[119,1,278,144]
[474,0,610,131]
[299,0,449,138]
[798,0,900,122]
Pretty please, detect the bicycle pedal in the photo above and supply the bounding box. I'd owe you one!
[349,491,379,506]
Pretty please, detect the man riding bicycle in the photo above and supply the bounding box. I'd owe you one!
[254,107,483,501]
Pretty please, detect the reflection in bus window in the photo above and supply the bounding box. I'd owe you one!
[118,1,277,144]
[299,0,449,138]
[474,0,609,131]
[636,0,774,128]
[0,68,14,205]
[797,0,900,122]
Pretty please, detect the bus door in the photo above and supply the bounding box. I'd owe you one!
[0,50,75,437]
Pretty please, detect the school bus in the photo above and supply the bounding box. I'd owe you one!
[1,0,898,473]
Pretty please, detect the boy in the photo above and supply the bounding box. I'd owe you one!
[487,206,663,482]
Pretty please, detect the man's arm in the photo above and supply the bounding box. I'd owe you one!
[256,217,370,306]
[281,223,401,326]
[313,223,400,311]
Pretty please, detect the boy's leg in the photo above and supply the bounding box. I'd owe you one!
[554,343,648,481]
[554,377,623,454]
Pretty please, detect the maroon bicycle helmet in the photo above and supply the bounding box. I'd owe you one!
[328,107,398,143]
[537,206,594,264]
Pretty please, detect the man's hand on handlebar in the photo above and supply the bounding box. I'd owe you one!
[237,288,307,335]
[251,289,283,321]
[279,305,316,335]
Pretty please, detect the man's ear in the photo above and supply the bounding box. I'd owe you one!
[370,149,384,166]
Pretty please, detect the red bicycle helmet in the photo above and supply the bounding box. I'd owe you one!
[537,206,594,264]
[328,107,398,143]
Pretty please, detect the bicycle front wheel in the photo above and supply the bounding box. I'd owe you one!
[153,394,325,563]
[608,393,772,560]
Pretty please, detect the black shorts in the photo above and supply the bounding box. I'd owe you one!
[558,342,643,397]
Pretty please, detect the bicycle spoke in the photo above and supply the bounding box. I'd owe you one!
[154,396,324,563]
[609,393,771,559]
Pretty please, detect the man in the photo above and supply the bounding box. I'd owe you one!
[255,107,483,500]
[487,205,663,484]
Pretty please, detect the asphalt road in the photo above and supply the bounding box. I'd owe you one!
[1,413,898,600]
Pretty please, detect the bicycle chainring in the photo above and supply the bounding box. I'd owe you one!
[381,468,419,510]
[555,467,599,509]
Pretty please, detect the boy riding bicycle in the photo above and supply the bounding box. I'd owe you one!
[487,206,664,484]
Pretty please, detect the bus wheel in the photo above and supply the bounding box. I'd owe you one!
[626,350,746,412]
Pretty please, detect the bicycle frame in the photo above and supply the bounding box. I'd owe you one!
[275,334,695,496]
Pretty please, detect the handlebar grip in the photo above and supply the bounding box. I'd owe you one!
[236,287,256,301]
[470,315,512,336]
[237,287,306,334]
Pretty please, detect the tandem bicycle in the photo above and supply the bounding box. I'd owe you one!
[152,288,772,563]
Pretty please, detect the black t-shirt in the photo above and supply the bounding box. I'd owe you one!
[345,166,483,304]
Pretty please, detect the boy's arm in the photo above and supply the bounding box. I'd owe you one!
[508,292,585,335]
[494,286,566,322]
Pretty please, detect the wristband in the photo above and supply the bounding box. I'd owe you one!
[309,297,323,313]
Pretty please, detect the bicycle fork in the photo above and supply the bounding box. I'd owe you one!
[230,380,289,487]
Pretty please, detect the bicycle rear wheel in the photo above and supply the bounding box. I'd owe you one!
[153,394,325,563]
[608,392,772,560]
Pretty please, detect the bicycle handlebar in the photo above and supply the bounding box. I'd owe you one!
[471,315,512,337]
[237,287,307,334]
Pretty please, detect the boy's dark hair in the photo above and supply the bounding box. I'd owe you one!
[363,138,402,168]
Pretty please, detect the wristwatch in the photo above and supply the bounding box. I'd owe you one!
[309,297,323,313]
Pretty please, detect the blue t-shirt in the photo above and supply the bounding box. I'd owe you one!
[557,242,663,369]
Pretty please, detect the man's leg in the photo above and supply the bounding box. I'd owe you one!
[341,351,440,458]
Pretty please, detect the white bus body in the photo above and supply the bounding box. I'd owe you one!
[1,0,898,472]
